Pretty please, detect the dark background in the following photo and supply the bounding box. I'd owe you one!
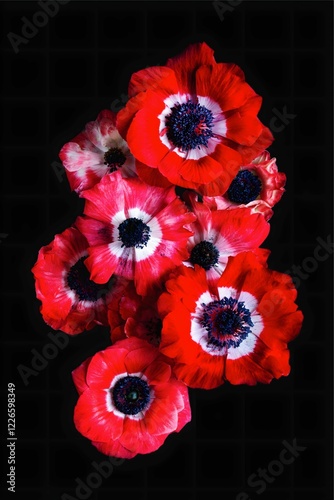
[0,1,333,499]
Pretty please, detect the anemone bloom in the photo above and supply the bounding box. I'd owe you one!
[77,171,195,296]
[72,337,191,458]
[117,42,273,196]
[157,252,303,389]
[182,192,270,284]
[31,227,128,335]
[203,151,286,220]
[59,109,136,193]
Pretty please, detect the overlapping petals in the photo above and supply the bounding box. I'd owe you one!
[59,109,136,193]
[31,226,128,335]
[182,191,270,283]
[31,41,303,461]
[157,252,303,389]
[72,337,191,458]
[204,151,286,220]
[117,42,273,196]
[77,170,196,296]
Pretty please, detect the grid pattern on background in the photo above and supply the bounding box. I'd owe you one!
[0,1,333,500]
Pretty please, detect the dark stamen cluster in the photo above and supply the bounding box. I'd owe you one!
[118,218,151,249]
[201,296,253,350]
[227,169,262,204]
[112,376,150,415]
[190,240,219,270]
[166,100,214,151]
[104,147,126,172]
[66,256,108,302]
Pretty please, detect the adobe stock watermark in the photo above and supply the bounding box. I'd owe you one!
[269,106,297,134]
[236,438,307,499]
[259,234,333,318]
[7,0,71,55]
[212,0,242,22]
[17,330,69,386]
[61,456,125,500]
[52,160,66,184]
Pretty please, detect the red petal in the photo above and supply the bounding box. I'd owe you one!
[128,66,178,97]
[166,42,216,93]
[85,347,129,388]
[74,389,124,442]
[143,361,172,385]
[119,418,167,455]
[123,344,159,373]
[195,63,257,112]
[92,439,136,459]
[144,397,178,435]
[85,246,118,284]
[75,216,112,246]
[136,160,173,188]
[125,96,168,168]
[72,357,92,395]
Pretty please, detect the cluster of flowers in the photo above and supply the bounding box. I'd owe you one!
[32,43,303,459]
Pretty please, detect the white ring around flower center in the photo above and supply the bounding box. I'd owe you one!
[109,208,163,263]
[190,286,264,358]
[105,371,154,421]
[158,93,227,159]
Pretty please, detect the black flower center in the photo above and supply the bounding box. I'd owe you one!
[112,375,150,415]
[66,256,109,302]
[201,297,253,350]
[104,147,126,172]
[165,100,214,151]
[227,170,262,204]
[118,217,151,248]
[190,241,219,270]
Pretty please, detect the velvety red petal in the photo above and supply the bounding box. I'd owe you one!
[225,353,276,385]
[74,389,124,442]
[116,92,147,139]
[174,356,225,389]
[75,216,112,246]
[123,344,159,374]
[119,418,167,455]
[125,94,168,167]
[144,398,178,435]
[136,160,173,188]
[85,347,129,388]
[235,125,274,164]
[225,109,263,146]
[72,357,92,395]
[128,66,179,97]
[143,361,172,385]
[174,382,192,432]
[195,64,257,112]
[84,246,118,284]
[92,439,136,459]
[166,42,216,93]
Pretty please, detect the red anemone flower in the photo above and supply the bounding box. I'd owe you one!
[182,191,270,284]
[117,42,273,196]
[72,337,191,458]
[59,109,136,193]
[76,171,196,296]
[157,252,303,389]
[31,226,128,335]
[203,151,286,220]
